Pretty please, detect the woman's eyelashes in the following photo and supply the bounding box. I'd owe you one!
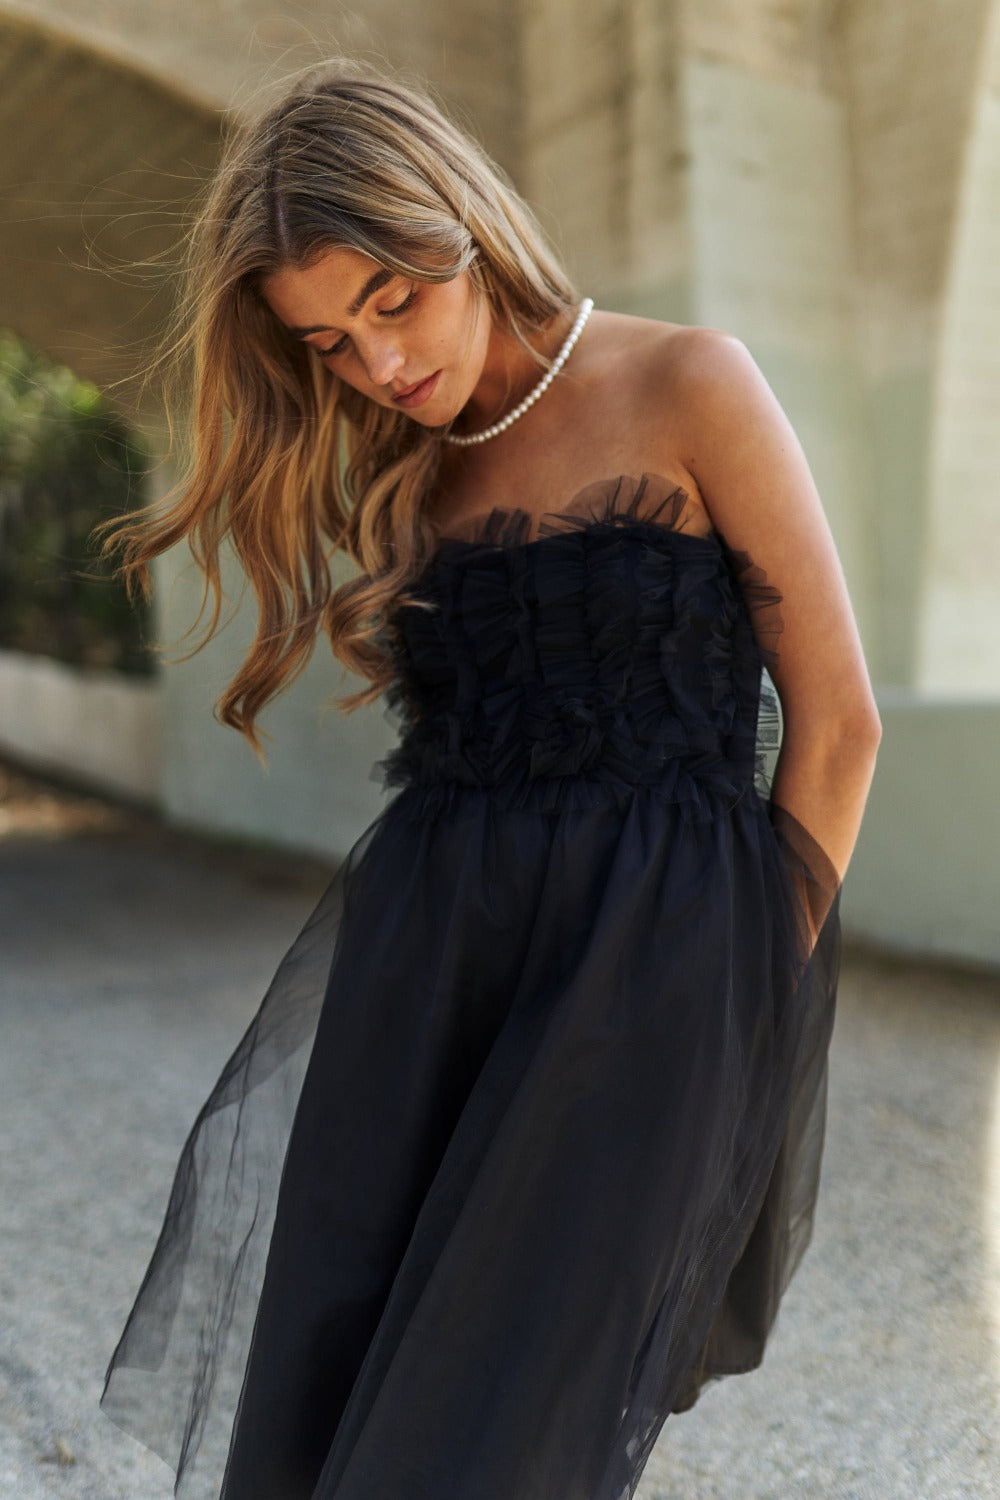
[317,286,417,359]
[383,286,418,318]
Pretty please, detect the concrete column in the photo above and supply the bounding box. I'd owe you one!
[521,0,881,667]
[918,2,1000,695]
[677,37,878,664]
[836,0,995,686]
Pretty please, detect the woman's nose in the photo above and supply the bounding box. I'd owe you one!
[359,335,406,388]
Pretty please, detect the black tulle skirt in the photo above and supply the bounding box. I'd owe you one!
[100,774,840,1500]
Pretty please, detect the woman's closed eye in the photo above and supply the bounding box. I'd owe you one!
[318,286,418,358]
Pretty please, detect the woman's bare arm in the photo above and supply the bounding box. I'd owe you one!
[667,328,882,887]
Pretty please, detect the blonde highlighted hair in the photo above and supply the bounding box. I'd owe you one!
[100,58,577,748]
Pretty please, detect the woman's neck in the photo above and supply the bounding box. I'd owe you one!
[457,304,578,432]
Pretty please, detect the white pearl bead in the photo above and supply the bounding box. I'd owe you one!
[442,298,594,447]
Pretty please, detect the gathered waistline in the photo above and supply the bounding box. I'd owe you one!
[376,764,761,825]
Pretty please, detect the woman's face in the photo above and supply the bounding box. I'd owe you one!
[261,246,491,428]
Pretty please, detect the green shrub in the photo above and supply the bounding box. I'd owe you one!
[0,330,153,676]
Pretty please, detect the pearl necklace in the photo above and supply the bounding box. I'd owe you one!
[442,297,595,447]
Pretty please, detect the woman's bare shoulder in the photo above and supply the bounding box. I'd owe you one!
[587,311,741,392]
[579,312,745,511]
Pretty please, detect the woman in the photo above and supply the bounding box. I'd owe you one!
[99,59,880,1500]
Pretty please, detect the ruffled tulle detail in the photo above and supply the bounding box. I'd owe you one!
[100,473,841,1500]
[374,475,785,822]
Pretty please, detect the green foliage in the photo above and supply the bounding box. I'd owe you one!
[0,330,154,675]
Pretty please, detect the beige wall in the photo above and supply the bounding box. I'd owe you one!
[2,0,999,963]
[155,536,397,857]
[841,696,1000,967]
[0,15,218,402]
[0,0,519,153]
[678,53,877,654]
[0,2,518,403]
[920,6,1000,694]
[0,649,161,801]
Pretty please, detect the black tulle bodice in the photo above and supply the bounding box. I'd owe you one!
[377,474,782,817]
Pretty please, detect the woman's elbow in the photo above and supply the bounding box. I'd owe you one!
[838,691,882,750]
[865,700,883,747]
[784,691,882,756]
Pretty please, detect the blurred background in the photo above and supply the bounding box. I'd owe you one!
[0,0,997,966]
[1,7,999,1498]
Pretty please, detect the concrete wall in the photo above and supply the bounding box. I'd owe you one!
[919,7,1000,695]
[0,2,519,409]
[0,649,162,802]
[679,53,878,660]
[0,0,520,163]
[835,0,996,690]
[154,545,396,861]
[0,17,219,407]
[1,0,999,965]
[842,695,1000,967]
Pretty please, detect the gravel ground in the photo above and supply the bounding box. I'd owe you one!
[0,761,997,1499]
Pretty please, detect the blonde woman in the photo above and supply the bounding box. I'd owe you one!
[100,59,880,1500]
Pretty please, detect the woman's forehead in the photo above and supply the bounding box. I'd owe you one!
[260,248,389,331]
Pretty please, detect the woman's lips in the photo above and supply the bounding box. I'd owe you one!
[392,371,441,409]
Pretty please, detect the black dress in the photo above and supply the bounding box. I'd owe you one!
[100,474,841,1500]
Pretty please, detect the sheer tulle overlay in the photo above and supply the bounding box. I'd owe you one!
[101,475,841,1500]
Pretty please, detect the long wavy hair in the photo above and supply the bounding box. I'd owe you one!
[99,59,577,749]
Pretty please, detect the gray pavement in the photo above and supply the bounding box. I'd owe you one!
[0,771,998,1499]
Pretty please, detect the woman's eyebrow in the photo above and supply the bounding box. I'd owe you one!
[348,267,395,315]
[289,268,395,337]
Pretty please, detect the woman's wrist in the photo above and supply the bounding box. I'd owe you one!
[768,719,881,890]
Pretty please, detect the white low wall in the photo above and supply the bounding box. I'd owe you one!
[0,649,162,802]
[154,545,399,863]
[841,691,1000,969]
